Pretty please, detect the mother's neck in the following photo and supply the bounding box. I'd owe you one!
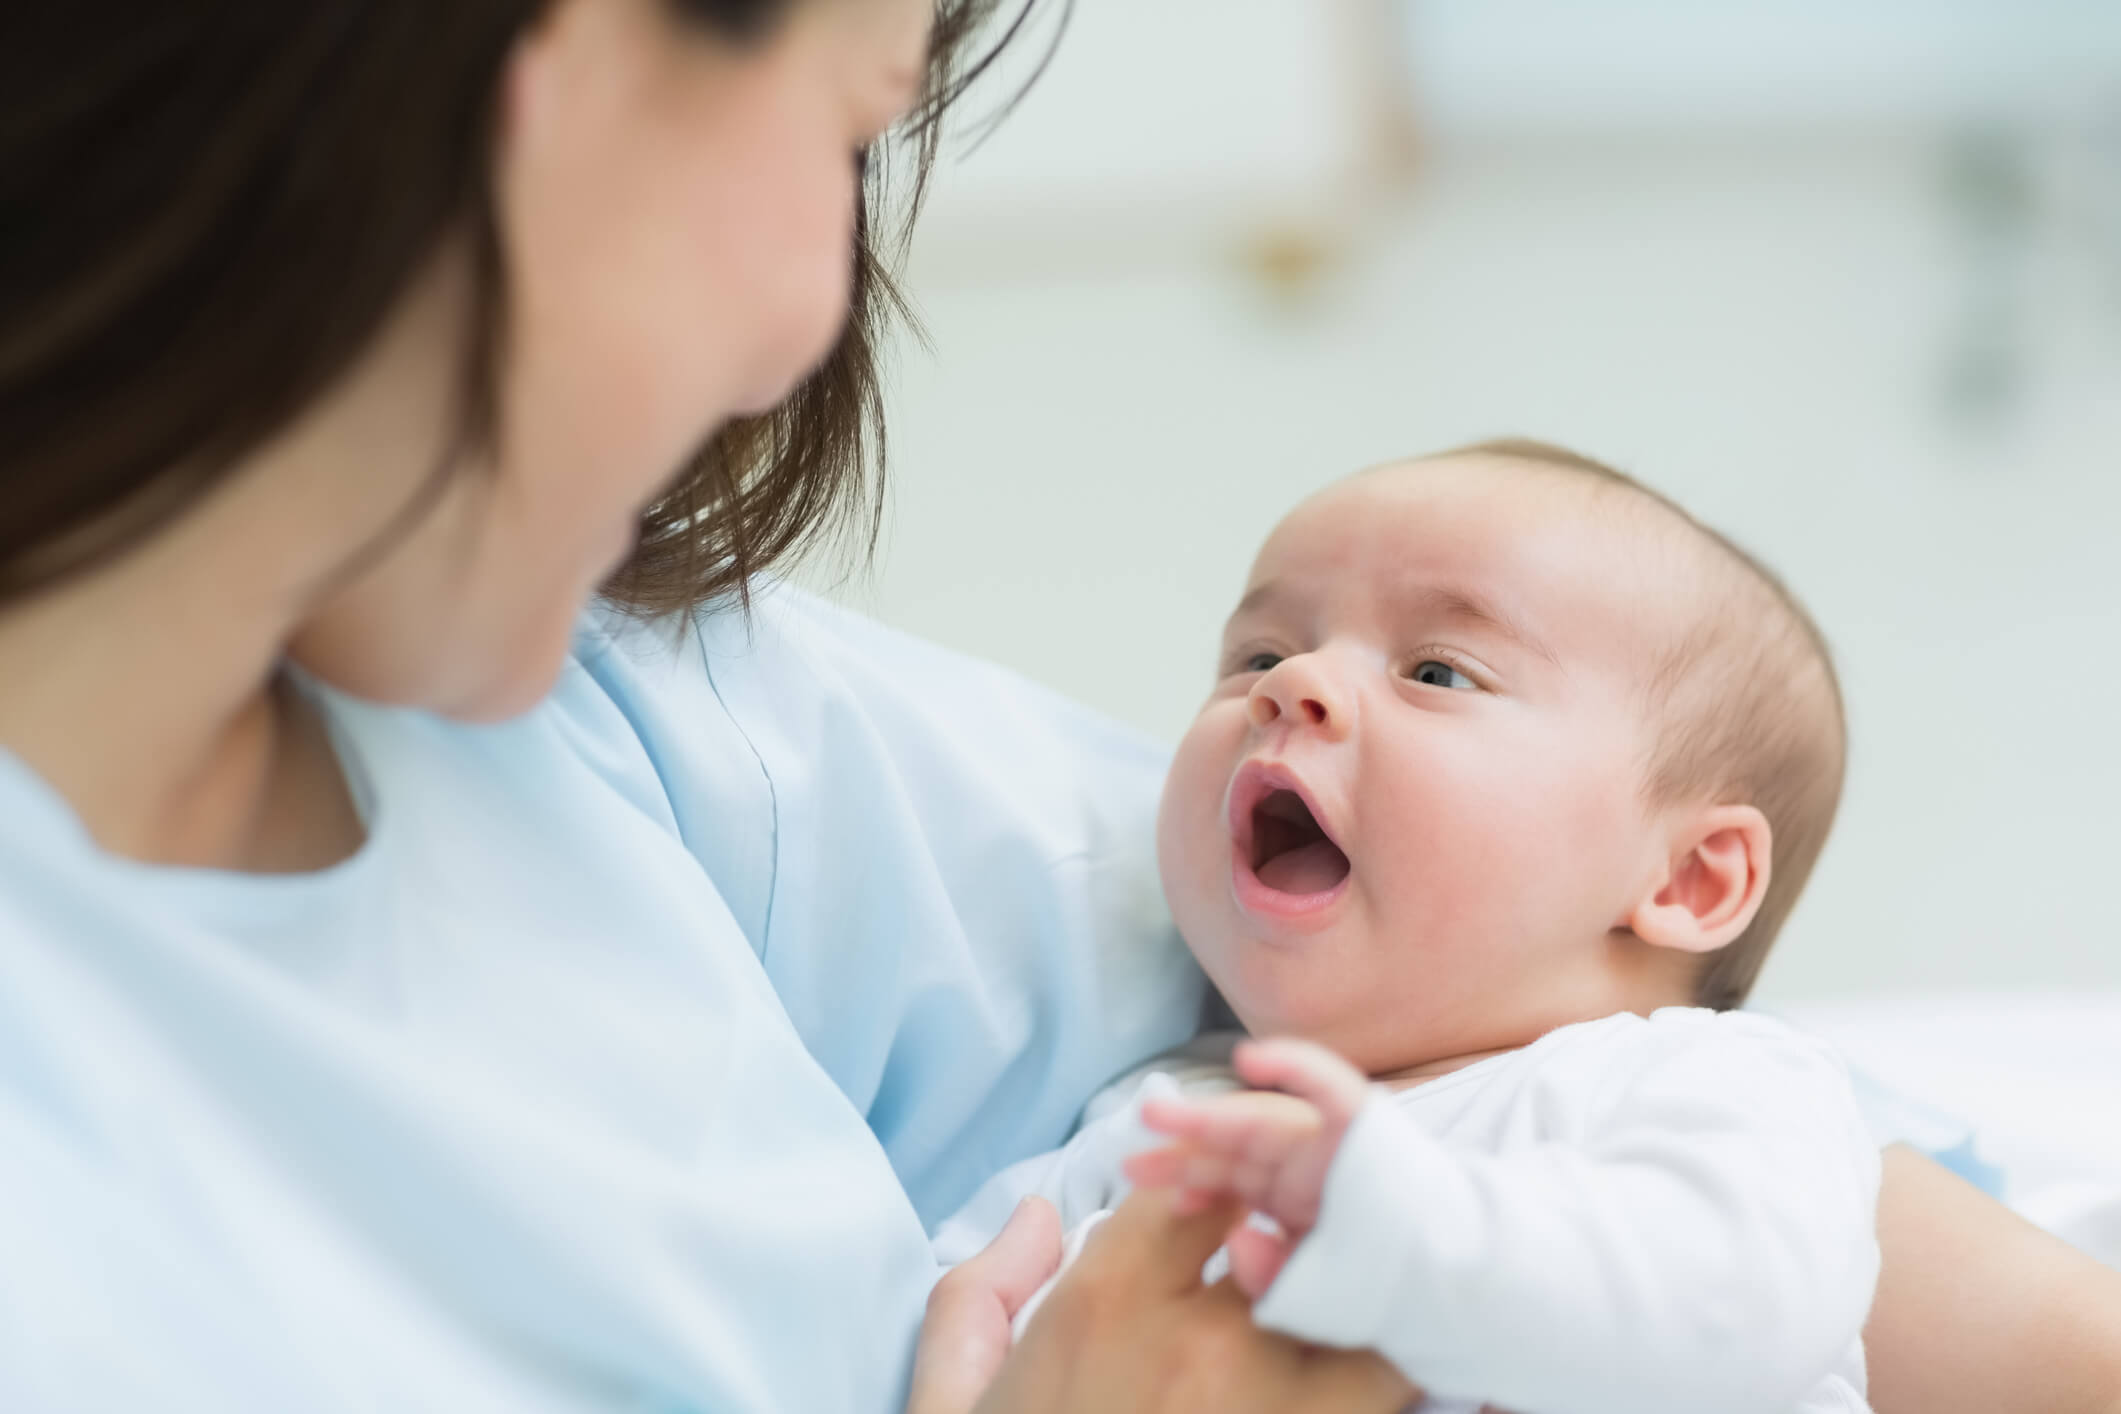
[0,470,373,871]
[0,251,466,871]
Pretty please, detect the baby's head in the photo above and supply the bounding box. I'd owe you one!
[1158,440,1845,1076]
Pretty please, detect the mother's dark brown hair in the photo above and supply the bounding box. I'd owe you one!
[0,1,1039,612]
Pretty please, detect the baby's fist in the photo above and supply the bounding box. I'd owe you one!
[1126,1037,1371,1256]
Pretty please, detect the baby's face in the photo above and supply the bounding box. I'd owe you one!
[1159,458,1684,1073]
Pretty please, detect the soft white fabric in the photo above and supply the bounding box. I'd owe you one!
[0,586,1204,1413]
[934,1071,1181,1270]
[1779,993,2121,1270]
[948,1009,1880,1414]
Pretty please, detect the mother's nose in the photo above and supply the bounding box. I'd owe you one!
[1247,653,1351,739]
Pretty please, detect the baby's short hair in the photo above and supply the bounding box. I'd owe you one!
[1442,438,1847,1009]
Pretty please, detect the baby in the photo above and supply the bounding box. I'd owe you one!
[934,439,1878,1413]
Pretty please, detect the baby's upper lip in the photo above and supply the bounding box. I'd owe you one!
[1226,758,1347,863]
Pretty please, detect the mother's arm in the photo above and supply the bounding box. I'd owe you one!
[1868,1146,2121,1414]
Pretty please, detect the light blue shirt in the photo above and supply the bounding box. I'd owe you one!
[0,586,1205,1413]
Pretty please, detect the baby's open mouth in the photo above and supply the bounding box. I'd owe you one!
[1249,789,1353,895]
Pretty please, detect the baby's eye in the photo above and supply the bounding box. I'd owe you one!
[1409,659,1476,690]
[1239,651,1284,674]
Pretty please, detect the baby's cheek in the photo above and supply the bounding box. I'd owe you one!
[1157,716,1238,932]
[1473,780,1641,944]
[1365,759,1573,937]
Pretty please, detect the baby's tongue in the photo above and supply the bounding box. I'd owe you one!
[1255,840,1350,895]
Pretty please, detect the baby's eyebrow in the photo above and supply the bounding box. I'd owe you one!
[1228,579,1559,667]
[1412,586,1561,667]
[1229,580,1288,621]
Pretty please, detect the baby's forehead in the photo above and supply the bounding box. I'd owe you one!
[1246,455,1710,651]
[1328,452,1617,515]
[1261,455,1671,578]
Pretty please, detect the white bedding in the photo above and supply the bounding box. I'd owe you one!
[1779,993,2121,1269]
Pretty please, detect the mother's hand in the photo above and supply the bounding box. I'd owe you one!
[911,1187,1413,1414]
[910,1196,1066,1414]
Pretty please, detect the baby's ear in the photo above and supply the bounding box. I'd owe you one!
[1626,804,1773,954]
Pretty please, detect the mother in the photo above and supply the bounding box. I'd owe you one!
[0,3,2114,1411]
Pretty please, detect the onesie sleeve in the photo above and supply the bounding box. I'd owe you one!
[1253,1014,1881,1414]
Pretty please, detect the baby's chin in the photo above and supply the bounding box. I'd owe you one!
[1182,926,1505,1075]
[1186,929,1363,1043]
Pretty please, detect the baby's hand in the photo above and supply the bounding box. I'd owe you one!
[1123,1037,1370,1298]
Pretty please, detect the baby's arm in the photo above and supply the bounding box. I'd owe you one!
[1132,1017,1881,1414]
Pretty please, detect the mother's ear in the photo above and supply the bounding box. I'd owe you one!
[1626,804,1773,954]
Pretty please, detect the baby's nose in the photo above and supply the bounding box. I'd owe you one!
[1247,657,1348,737]
[1248,690,1330,729]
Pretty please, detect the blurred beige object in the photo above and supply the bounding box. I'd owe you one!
[905,0,1420,283]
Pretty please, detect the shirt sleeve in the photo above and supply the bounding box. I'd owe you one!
[1253,1014,1882,1414]
[573,586,1207,1227]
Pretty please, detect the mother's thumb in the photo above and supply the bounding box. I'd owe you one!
[964,1196,1064,1316]
[909,1199,1063,1414]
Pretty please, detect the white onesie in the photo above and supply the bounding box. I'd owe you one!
[933,1008,1881,1414]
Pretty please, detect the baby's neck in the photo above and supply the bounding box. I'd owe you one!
[1373,1046,1524,1092]
[1364,981,1701,1091]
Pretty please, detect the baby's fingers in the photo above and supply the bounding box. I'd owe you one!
[1124,1143,1242,1194]
[1122,1144,1192,1189]
[1232,1037,1371,1125]
[1138,1094,1217,1142]
[1141,1091,1322,1163]
[1225,1222,1295,1300]
[1127,1144,1305,1223]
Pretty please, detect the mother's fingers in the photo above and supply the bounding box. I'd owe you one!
[1085,1184,1246,1293]
[965,1197,1064,1314]
[1300,1343,1423,1410]
[989,1193,1417,1414]
[909,1198,1062,1414]
[1192,1275,1417,1411]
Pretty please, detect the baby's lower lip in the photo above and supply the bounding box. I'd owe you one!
[1229,843,1350,933]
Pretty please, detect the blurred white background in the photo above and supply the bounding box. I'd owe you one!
[822,0,2121,1002]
